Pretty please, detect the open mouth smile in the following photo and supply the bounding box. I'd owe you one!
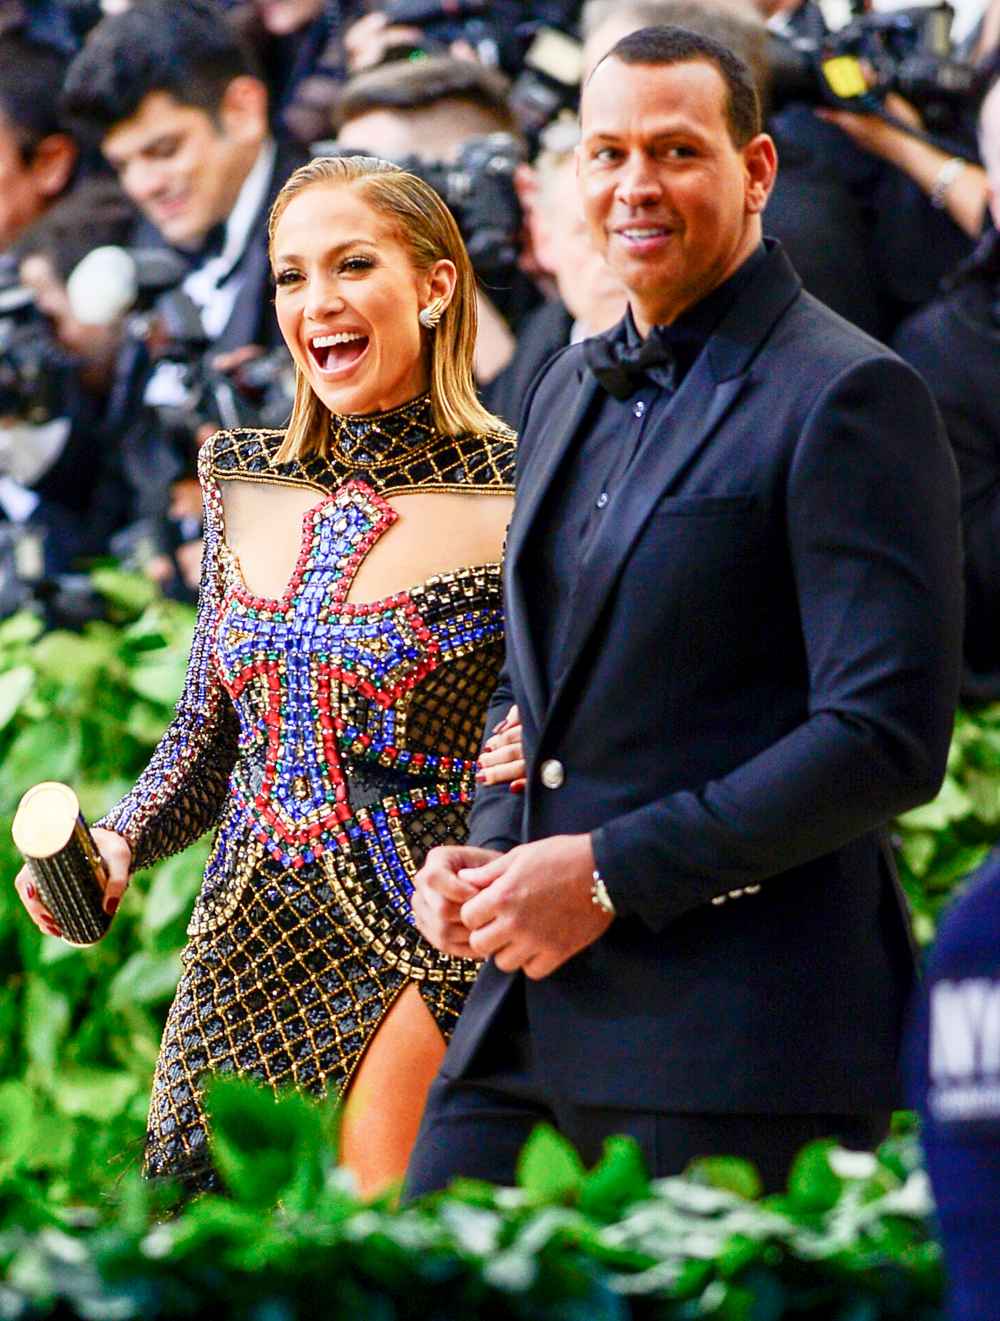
[308,331,370,376]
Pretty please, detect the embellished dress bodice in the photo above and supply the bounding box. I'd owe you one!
[100,395,516,1185]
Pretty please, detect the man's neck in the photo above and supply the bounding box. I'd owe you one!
[631,228,763,338]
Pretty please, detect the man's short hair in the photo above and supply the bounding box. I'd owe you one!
[596,24,762,146]
[60,0,259,144]
[0,32,72,159]
[333,55,516,135]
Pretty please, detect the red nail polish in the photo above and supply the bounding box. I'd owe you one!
[475,772,486,783]
[25,882,36,900]
[106,898,119,916]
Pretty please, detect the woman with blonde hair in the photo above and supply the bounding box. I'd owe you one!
[14,155,519,1195]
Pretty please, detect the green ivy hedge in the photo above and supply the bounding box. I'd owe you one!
[0,1078,945,1321]
[0,572,995,1315]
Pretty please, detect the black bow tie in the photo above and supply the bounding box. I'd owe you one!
[172,220,228,273]
[584,329,677,400]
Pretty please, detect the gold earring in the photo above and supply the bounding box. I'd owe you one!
[418,297,447,330]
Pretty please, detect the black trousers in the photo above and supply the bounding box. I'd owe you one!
[405,976,891,1199]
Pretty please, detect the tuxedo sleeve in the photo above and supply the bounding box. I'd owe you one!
[465,356,557,855]
[591,355,963,932]
[466,658,522,854]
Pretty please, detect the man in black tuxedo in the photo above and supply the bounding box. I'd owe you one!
[407,25,963,1194]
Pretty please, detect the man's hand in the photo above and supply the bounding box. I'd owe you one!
[458,834,612,980]
[412,845,501,959]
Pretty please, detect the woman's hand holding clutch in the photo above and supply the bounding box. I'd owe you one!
[13,827,132,940]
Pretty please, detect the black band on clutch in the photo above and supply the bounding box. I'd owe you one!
[12,783,112,946]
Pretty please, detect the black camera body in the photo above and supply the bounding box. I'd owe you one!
[0,277,77,427]
[144,286,293,464]
[768,2,976,127]
[392,133,525,281]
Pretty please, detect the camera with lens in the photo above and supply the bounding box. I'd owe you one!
[66,245,294,475]
[768,2,977,130]
[394,133,526,281]
[0,272,78,428]
[142,286,294,468]
[381,0,495,49]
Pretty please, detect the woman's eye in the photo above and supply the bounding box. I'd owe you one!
[274,269,301,287]
[341,255,375,273]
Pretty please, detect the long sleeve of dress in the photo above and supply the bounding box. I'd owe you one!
[97,442,240,871]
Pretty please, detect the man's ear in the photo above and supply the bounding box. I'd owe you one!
[29,134,77,201]
[743,132,778,215]
[219,75,270,144]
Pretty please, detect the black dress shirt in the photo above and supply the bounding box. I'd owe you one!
[526,245,767,699]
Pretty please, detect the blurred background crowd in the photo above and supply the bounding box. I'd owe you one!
[0,0,998,695]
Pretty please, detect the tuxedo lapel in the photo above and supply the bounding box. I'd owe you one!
[547,360,750,714]
[543,245,802,730]
[505,370,601,731]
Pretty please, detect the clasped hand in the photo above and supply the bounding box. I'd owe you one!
[411,833,613,981]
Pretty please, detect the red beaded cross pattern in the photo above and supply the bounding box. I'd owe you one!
[215,482,444,867]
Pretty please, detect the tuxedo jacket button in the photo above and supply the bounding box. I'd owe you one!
[540,759,565,789]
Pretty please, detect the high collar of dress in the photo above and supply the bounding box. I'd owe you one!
[327,392,438,469]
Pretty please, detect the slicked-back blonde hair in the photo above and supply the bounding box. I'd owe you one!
[268,155,507,461]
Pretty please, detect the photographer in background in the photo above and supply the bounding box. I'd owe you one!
[60,0,304,596]
[486,115,626,425]
[893,56,1000,701]
[343,1,582,81]
[334,54,536,386]
[0,31,79,255]
[1,179,135,618]
[224,0,350,146]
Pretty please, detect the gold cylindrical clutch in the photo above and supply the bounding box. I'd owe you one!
[11,782,112,946]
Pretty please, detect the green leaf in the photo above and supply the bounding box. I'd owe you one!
[0,610,44,648]
[687,1156,762,1202]
[786,1140,843,1214]
[89,569,159,617]
[897,830,936,879]
[23,980,71,1080]
[0,1082,36,1171]
[31,632,113,689]
[579,1135,649,1219]
[0,665,34,733]
[516,1124,585,1202]
[55,1068,138,1119]
[0,721,81,797]
[107,950,182,1010]
[205,1077,327,1209]
[898,777,973,831]
[127,652,187,707]
[140,848,205,939]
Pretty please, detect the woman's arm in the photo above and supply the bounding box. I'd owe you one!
[95,440,240,872]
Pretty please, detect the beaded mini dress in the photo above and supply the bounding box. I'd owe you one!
[99,395,516,1185]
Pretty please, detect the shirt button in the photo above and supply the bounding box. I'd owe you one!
[540,759,565,790]
[596,492,609,509]
[633,400,646,419]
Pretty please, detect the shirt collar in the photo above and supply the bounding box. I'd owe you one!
[214,138,277,281]
[624,242,768,359]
